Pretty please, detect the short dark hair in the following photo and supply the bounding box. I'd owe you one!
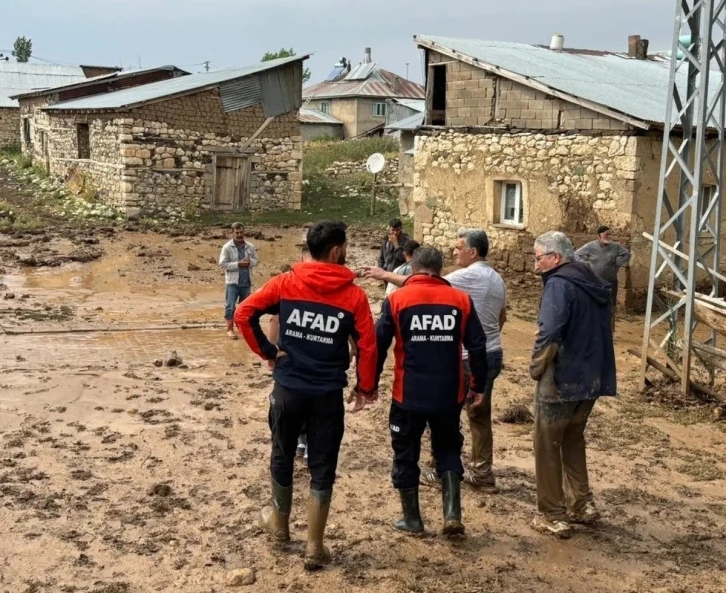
[301,245,310,255]
[411,247,443,275]
[458,229,489,258]
[403,239,420,257]
[231,222,244,230]
[306,220,347,260]
[389,218,403,229]
[597,225,611,235]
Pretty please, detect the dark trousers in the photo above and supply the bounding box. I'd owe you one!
[464,350,503,482]
[534,398,596,520]
[268,382,344,491]
[390,402,464,490]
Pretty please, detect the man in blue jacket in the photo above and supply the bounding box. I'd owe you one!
[530,231,616,539]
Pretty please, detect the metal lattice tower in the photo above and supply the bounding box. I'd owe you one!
[640,0,726,393]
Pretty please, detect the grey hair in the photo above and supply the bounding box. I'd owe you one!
[411,247,444,274]
[457,228,489,258]
[534,231,574,261]
[231,222,244,230]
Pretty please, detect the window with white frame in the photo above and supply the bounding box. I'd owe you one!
[372,102,387,117]
[320,102,331,114]
[501,181,524,226]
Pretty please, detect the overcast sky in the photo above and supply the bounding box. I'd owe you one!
[2,0,676,83]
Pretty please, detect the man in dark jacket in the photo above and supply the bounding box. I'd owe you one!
[375,247,488,537]
[378,217,411,272]
[530,231,616,539]
[235,220,377,570]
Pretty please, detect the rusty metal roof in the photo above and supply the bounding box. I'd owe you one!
[46,54,310,112]
[304,66,424,100]
[0,63,89,108]
[299,108,343,124]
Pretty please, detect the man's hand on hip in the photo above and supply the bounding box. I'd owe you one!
[467,390,485,410]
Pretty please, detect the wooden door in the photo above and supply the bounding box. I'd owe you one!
[213,155,250,211]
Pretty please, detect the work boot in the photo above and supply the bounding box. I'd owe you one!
[531,515,572,539]
[441,472,465,537]
[393,487,424,534]
[259,479,292,544]
[304,489,332,571]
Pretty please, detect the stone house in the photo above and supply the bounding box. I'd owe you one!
[299,108,344,141]
[385,111,424,216]
[0,62,119,149]
[21,55,308,217]
[303,48,424,139]
[410,34,726,305]
[14,66,189,162]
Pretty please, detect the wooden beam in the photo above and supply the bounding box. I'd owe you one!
[629,347,726,403]
[414,37,651,130]
[238,117,275,153]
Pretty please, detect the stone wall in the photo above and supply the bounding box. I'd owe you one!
[324,157,398,184]
[412,129,640,292]
[428,50,629,131]
[33,89,302,217]
[0,108,20,149]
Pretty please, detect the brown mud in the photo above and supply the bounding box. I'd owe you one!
[1,223,725,593]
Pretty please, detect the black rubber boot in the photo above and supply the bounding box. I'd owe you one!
[259,479,292,544]
[393,487,424,534]
[304,489,332,571]
[441,472,465,537]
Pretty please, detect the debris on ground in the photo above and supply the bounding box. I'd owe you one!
[165,351,183,367]
[227,568,256,587]
[499,403,534,424]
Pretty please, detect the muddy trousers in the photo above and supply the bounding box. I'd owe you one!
[463,351,503,483]
[533,398,597,521]
[268,382,344,491]
[390,402,464,490]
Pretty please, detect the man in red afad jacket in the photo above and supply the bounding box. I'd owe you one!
[375,247,488,537]
[235,220,377,571]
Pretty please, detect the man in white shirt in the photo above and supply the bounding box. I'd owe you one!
[218,222,259,340]
[365,229,507,492]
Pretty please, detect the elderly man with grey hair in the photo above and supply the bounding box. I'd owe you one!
[530,231,616,538]
[365,228,507,492]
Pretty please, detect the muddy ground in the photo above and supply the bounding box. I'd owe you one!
[1,204,726,593]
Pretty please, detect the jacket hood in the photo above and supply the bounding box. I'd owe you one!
[543,261,611,307]
[291,261,357,294]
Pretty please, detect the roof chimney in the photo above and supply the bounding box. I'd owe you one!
[364,47,372,64]
[628,35,649,59]
[550,34,564,51]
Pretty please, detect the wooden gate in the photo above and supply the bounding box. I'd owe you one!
[212,154,251,211]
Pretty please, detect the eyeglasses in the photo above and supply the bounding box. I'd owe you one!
[534,252,554,262]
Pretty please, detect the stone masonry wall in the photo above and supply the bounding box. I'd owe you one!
[116,92,302,216]
[428,50,629,131]
[412,129,640,277]
[324,157,398,184]
[0,108,20,149]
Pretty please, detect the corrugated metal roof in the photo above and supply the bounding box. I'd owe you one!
[385,112,424,131]
[10,66,186,100]
[414,35,722,126]
[393,98,425,112]
[299,108,343,124]
[304,67,424,100]
[220,76,262,113]
[46,54,310,112]
[0,63,88,108]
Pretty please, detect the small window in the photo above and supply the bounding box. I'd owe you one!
[430,65,447,125]
[320,102,331,114]
[372,102,387,117]
[501,181,524,226]
[22,119,31,147]
[77,123,90,159]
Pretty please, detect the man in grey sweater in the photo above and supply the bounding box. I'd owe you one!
[575,226,631,330]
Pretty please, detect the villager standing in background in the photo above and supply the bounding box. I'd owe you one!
[219,222,259,340]
[530,231,616,539]
[378,217,411,272]
[575,225,631,331]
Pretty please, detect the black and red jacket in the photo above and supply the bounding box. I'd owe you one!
[235,262,377,396]
[375,274,488,413]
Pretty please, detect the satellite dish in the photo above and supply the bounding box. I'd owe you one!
[366,153,386,175]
